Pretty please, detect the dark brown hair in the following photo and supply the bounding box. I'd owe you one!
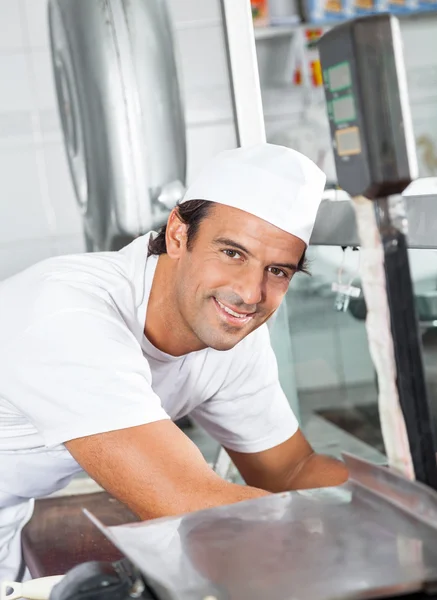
[148,200,212,256]
[148,200,310,274]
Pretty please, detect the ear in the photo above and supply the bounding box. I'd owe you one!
[165,208,188,259]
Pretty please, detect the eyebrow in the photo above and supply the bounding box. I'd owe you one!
[213,237,299,271]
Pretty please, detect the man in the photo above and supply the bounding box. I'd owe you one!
[0,143,348,581]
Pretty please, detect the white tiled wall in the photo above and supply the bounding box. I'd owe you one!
[0,2,25,50]
[0,0,82,272]
[0,145,53,242]
[1,0,437,392]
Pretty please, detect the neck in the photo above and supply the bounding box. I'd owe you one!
[145,254,205,357]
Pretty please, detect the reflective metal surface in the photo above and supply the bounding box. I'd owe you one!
[310,190,358,247]
[48,0,186,251]
[311,185,437,249]
[343,453,437,531]
[87,454,437,600]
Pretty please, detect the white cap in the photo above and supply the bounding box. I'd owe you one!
[180,143,326,246]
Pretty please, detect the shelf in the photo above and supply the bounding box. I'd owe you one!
[253,23,300,40]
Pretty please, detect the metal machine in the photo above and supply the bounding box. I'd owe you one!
[318,14,437,489]
[48,0,187,251]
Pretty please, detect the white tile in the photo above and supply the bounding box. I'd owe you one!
[184,88,234,127]
[0,53,33,112]
[52,234,86,256]
[186,124,237,183]
[175,25,229,92]
[23,0,49,49]
[168,0,220,25]
[39,108,61,136]
[0,135,34,152]
[0,239,53,281]
[291,329,342,390]
[338,325,375,386]
[29,49,57,110]
[0,145,52,243]
[0,111,33,140]
[40,142,83,236]
[0,0,26,51]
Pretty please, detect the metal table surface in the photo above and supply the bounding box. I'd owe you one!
[87,454,437,600]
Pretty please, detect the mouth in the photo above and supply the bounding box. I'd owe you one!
[213,297,255,327]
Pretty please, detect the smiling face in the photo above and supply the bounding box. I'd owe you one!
[161,203,306,353]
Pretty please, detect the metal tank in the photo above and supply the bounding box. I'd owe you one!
[48,0,187,251]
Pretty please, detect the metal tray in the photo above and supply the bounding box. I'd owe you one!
[86,454,437,600]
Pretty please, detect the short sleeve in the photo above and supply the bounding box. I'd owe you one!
[3,307,169,448]
[190,326,299,453]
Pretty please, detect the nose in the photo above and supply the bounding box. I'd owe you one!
[234,267,265,307]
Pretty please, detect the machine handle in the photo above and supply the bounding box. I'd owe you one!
[1,576,64,600]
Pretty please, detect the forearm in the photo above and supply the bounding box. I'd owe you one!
[134,478,271,521]
[288,453,349,490]
[66,421,272,524]
[133,454,348,521]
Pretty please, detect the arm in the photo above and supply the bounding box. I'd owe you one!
[190,327,347,493]
[65,420,270,520]
[226,428,348,492]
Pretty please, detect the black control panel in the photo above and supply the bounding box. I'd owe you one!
[318,14,417,199]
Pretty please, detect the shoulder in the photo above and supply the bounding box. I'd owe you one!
[14,253,130,317]
[0,236,151,347]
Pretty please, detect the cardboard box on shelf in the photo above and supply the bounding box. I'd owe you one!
[305,0,437,20]
[413,0,437,11]
[306,0,353,23]
[269,0,301,24]
[293,27,327,86]
[251,0,270,26]
[386,0,418,13]
[351,0,388,16]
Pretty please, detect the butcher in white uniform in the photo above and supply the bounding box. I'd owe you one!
[0,143,348,581]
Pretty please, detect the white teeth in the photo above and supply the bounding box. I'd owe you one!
[216,299,249,319]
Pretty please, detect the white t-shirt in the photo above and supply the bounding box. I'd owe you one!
[0,233,298,581]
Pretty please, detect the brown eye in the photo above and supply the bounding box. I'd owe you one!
[223,249,240,259]
[269,267,287,278]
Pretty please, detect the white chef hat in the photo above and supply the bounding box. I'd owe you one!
[180,143,326,246]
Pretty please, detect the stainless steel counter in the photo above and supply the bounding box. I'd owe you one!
[88,454,437,600]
